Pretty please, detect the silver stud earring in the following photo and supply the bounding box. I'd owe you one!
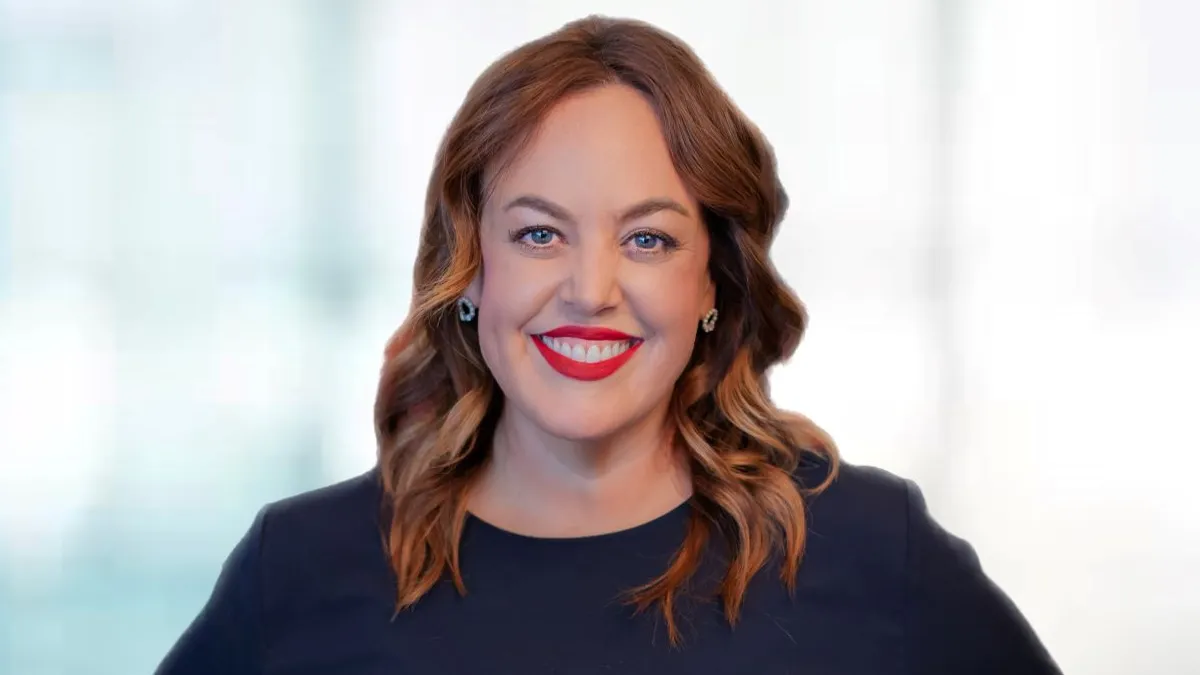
[700,308,718,333]
[456,297,477,323]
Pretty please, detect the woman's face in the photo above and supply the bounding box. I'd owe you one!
[470,84,715,442]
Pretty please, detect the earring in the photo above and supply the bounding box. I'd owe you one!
[700,308,718,333]
[456,297,477,322]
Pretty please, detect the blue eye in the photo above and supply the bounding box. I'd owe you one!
[631,232,661,249]
[626,230,677,253]
[521,227,557,246]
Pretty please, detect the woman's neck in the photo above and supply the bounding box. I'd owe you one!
[467,402,693,538]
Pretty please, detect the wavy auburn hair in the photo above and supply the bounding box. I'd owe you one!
[375,15,839,643]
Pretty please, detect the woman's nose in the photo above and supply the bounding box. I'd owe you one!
[561,242,621,316]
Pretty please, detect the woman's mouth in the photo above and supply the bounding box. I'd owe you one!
[531,326,643,381]
[536,336,637,363]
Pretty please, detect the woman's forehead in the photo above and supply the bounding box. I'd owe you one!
[484,85,696,218]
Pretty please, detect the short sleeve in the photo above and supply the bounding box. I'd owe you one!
[903,480,1061,674]
[155,508,267,675]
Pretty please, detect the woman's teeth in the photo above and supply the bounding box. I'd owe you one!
[538,336,633,363]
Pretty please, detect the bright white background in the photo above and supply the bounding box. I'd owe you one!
[1,1,1197,673]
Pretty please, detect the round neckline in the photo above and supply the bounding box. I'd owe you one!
[464,497,693,546]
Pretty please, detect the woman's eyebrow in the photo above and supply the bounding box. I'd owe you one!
[503,194,691,223]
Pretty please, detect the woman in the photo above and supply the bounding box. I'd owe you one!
[158,15,1060,674]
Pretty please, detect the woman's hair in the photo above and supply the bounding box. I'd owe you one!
[375,15,839,644]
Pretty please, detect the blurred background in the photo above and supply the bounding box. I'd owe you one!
[1,0,1197,673]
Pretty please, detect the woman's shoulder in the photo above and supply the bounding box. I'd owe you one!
[155,469,388,673]
[796,456,915,538]
[789,456,919,584]
[795,456,983,575]
[793,455,973,577]
[264,468,383,525]
[793,456,1061,672]
[789,455,967,588]
[248,469,388,591]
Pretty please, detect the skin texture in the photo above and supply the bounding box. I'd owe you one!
[465,84,716,537]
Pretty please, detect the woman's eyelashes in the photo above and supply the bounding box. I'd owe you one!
[625,229,679,255]
[507,225,680,257]
[509,225,561,251]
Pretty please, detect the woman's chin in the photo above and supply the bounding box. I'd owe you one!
[529,408,631,443]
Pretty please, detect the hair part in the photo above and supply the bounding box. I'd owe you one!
[375,15,839,645]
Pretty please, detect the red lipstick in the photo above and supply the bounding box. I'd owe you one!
[532,326,642,381]
[540,326,636,341]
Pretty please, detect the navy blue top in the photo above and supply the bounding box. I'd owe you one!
[156,460,1060,674]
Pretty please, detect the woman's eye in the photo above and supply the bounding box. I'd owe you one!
[627,231,675,252]
[631,233,660,249]
[522,228,557,246]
